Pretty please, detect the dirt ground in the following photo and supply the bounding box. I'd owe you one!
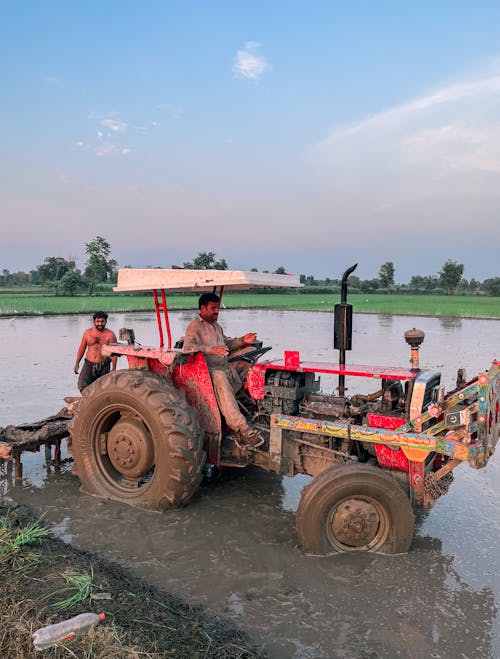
[0,503,262,658]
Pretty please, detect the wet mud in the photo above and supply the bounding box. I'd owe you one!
[1,310,500,657]
[1,503,260,658]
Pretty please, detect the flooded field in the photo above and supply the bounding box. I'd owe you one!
[1,310,499,658]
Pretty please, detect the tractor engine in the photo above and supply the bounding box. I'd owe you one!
[259,369,319,416]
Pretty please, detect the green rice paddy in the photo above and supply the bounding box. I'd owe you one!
[0,292,499,318]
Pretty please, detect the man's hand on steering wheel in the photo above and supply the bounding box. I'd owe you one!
[209,345,229,356]
[228,344,272,363]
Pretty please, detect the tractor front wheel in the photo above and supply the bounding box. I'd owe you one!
[69,370,205,510]
[296,464,414,555]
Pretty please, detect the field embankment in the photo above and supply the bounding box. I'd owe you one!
[0,504,260,658]
[0,292,499,318]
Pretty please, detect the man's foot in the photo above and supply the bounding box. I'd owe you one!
[236,424,265,449]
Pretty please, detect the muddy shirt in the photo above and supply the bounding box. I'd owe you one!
[183,315,244,372]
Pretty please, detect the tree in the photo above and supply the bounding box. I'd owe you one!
[84,236,117,291]
[57,270,84,295]
[468,278,481,293]
[482,278,500,296]
[11,271,30,286]
[378,262,395,288]
[0,269,12,286]
[439,259,464,295]
[360,278,380,293]
[183,252,228,270]
[274,266,286,274]
[348,275,361,289]
[409,275,439,292]
[36,257,74,284]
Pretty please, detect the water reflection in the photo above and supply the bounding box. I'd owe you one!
[439,316,463,330]
[377,313,394,328]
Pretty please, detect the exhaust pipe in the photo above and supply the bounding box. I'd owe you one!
[334,263,357,396]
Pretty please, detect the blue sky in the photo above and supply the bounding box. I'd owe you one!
[1,1,500,282]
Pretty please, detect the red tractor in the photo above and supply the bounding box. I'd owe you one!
[69,266,500,555]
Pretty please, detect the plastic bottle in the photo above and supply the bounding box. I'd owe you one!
[32,612,105,651]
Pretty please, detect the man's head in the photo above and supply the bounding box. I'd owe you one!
[93,311,108,331]
[198,293,220,323]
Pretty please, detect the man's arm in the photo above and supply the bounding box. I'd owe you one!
[226,332,257,352]
[74,332,88,374]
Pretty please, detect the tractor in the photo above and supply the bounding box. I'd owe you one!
[69,266,500,555]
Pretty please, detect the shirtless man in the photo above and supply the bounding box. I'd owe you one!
[74,312,117,393]
[183,293,263,448]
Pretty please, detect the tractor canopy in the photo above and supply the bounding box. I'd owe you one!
[112,268,302,350]
[114,269,303,293]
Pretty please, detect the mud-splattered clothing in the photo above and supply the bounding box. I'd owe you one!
[183,316,245,371]
[183,316,248,431]
[78,358,111,393]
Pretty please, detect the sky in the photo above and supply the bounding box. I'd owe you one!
[1,1,500,282]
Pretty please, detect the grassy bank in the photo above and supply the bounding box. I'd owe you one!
[0,292,499,318]
[0,505,259,658]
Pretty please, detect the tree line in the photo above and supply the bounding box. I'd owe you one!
[183,253,498,297]
[0,236,116,295]
[2,243,500,297]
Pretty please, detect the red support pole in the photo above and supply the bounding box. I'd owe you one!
[160,289,172,349]
[152,290,164,348]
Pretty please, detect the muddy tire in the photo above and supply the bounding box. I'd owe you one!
[296,464,414,555]
[69,370,205,511]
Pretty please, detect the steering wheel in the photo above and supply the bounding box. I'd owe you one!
[228,345,272,363]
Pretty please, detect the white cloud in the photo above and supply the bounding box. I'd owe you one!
[312,70,500,218]
[76,139,130,158]
[101,117,127,132]
[321,76,500,143]
[75,112,134,157]
[233,42,270,80]
[402,123,500,176]
[95,141,132,157]
[95,142,119,157]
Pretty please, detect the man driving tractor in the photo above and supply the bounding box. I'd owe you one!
[183,293,264,448]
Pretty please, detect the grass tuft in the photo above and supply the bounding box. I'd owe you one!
[0,513,50,568]
[49,570,94,609]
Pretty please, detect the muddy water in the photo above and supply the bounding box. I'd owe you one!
[1,310,500,658]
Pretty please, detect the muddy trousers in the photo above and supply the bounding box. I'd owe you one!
[78,359,111,393]
[210,363,250,432]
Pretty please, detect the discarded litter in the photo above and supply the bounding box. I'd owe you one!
[32,612,105,651]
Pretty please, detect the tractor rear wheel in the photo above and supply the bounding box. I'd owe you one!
[296,464,414,555]
[69,370,205,510]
